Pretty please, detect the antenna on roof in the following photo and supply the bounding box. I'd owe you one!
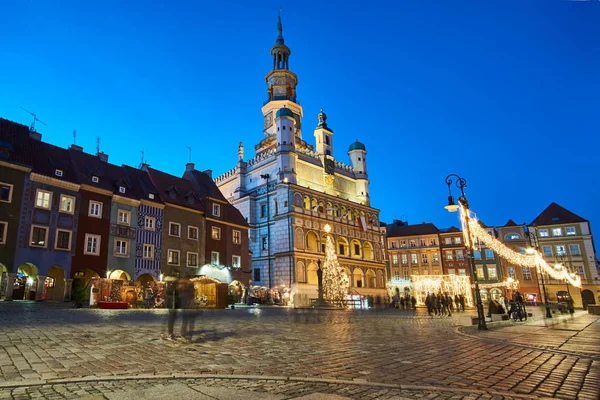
[96,137,100,155]
[73,130,77,145]
[187,146,192,163]
[20,107,47,132]
[140,149,145,166]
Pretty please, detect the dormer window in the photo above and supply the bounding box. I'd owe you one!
[92,176,99,183]
[119,186,126,194]
[187,196,195,205]
[169,190,175,200]
[148,193,155,200]
[55,169,63,177]
[213,203,221,217]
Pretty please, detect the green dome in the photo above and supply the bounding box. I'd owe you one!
[348,140,366,152]
[276,107,295,118]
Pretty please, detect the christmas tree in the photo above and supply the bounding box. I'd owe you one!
[322,234,349,307]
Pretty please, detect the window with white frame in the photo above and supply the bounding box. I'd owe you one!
[552,227,563,236]
[169,222,181,237]
[232,255,241,268]
[444,237,452,244]
[458,268,466,276]
[409,240,416,247]
[400,240,407,248]
[115,239,128,256]
[55,230,71,251]
[392,254,398,265]
[576,265,585,279]
[569,244,581,256]
[0,221,7,244]
[488,266,497,279]
[167,249,180,265]
[454,237,462,244]
[84,234,101,255]
[0,182,14,203]
[143,244,154,260]
[390,241,398,249]
[30,226,48,247]
[448,268,456,275]
[148,193,155,199]
[538,229,549,237]
[91,175,99,183]
[507,267,516,279]
[432,253,439,263]
[144,216,155,230]
[445,250,454,260]
[35,189,52,209]
[55,169,63,177]
[212,203,221,217]
[555,245,567,256]
[401,254,408,264]
[211,226,221,240]
[188,226,199,240]
[542,246,553,256]
[456,250,464,260]
[119,186,126,194]
[403,270,409,279]
[187,252,198,267]
[411,254,418,264]
[233,230,241,244]
[419,239,426,247]
[89,201,102,218]
[59,195,75,214]
[211,251,219,265]
[394,271,400,279]
[421,253,428,264]
[476,266,485,279]
[522,267,532,280]
[117,209,131,225]
[565,227,576,236]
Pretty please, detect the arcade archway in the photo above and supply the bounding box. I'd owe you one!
[45,266,66,301]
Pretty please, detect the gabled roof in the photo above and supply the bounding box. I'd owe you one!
[439,226,461,234]
[531,202,587,226]
[121,164,161,202]
[0,118,78,184]
[68,149,137,199]
[386,222,438,238]
[146,167,205,212]
[503,219,518,227]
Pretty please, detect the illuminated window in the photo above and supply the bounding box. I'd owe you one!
[421,254,428,264]
[411,254,418,264]
[144,217,155,230]
[445,250,454,260]
[401,254,408,264]
[538,229,549,237]
[84,234,101,255]
[35,190,52,209]
[115,239,128,256]
[507,267,516,279]
[211,251,219,265]
[232,255,241,268]
[143,244,154,260]
[60,195,75,214]
[117,209,130,225]
[167,250,180,265]
[522,267,532,280]
[89,201,102,218]
[552,228,562,237]
[505,233,520,240]
[233,230,241,244]
[392,254,398,265]
[432,253,439,263]
[555,245,566,256]
[488,266,497,279]
[211,226,221,240]
[187,252,198,267]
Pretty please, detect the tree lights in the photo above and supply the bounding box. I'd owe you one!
[321,228,350,307]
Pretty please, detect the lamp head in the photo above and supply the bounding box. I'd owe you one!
[445,195,459,212]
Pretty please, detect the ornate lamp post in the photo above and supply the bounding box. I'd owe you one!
[444,174,487,330]
[524,227,552,318]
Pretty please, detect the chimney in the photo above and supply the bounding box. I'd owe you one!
[70,144,83,152]
[186,162,195,173]
[98,152,109,162]
[203,169,212,178]
[29,131,42,141]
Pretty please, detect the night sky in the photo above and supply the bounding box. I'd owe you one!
[2,1,598,230]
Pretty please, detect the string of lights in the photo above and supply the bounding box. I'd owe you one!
[459,206,582,288]
[478,278,519,290]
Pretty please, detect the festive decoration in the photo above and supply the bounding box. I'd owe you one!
[411,275,473,307]
[478,278,519,290]
[322,234,349,307]
[459,206,582,288]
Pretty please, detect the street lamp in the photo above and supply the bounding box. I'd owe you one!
[444,174,487,330]
[524,228,552,318]
[260,173,273,301]
[554,254,574,313]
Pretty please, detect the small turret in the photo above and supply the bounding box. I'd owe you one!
[275,105,297,184]
[348,140,369,205]
[314,109,333,157]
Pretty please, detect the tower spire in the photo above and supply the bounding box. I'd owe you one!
[276,8,284,45]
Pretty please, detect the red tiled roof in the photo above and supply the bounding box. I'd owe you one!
[531,202,587,226]
[146,167,205,212]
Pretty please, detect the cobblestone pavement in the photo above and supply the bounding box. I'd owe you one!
[0,302,598,400]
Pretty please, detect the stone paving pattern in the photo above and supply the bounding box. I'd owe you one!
[0,302,598,399]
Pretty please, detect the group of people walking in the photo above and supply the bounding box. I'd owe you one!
[425,292,467,317]
[386,294,417,309]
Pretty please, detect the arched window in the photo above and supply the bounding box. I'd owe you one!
[294,228,305,249]
[337,237,349,256]
[311,198,318,210]
[353,210,359,222]
[326,202,333,216]
[341,206,347,219]
[321,234,332,253]
[351,239,362,258]
[306,231,319,252]
[376,270,384,288]
[366,270,376,288]
[293,193,303,207]
[505,233,521,240]
[303,196,310,210]
[334,205,340,217]
[363,242,374,260]
[353,268,365,288]
[318,201,325,213]
[307,262,319,285]
[296,261,306,283]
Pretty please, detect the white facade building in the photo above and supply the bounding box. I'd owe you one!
[215,17,387,305]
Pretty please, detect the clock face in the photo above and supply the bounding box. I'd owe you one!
[264,113,273,130]
[325,158,335,175]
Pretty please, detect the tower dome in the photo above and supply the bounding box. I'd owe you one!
[348,140,366,152]
[276,107,295,118]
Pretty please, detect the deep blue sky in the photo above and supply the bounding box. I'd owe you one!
[2,1,599,230]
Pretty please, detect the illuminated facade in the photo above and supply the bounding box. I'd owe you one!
[214,17,386,305]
